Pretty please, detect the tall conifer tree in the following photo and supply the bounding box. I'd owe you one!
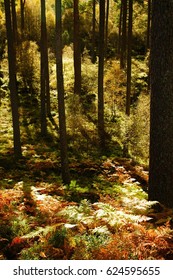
[149,0,173,208]
[55,0,70,184]
[4,0,22,158]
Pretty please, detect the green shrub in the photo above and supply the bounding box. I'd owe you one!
[129,93,150,164]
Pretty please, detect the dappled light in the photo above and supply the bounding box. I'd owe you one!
[1,0,173,261]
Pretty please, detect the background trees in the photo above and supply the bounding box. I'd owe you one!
[1,0,165,207]
[2,0,173,261]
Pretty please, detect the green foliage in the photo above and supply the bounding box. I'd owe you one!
[59,199,93,224]
[0,8,6,59]
[132,2,148,54]
[131,58,148,99]
[1,0,173,261]
[72,229,110,260]
[49,226,67,248]
[17,41,40,92]
[129,93,150,164]
[10,218,30,237]
[19,242,44,260]
[23,0,41,42]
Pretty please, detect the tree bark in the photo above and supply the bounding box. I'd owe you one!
[120,0,127,69]
[105,0,109,58]
[149,0,173,208]
[126,0,133,116]
[98,0,106,151]
[73,0,81,95]
[91,0,96,63]
[11,0,18,45]
[40,0,48,136]
[146,0,151,50]
[4,0,22,158]
[55,0,70,184]
[20,0,25,36]
[118,0,123,56]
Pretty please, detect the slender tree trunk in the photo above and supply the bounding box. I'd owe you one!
[91,0,96,63]
[98,0,106,151]
[118,0,123,55]
[20,0,25,37]
[146,0,151,50]
[105,0,109,58]
[73,0,81,95]
[11,0,18,45]
[120,0,127,69]
[146,0,151,92]
[40,0,47,136]
[126,0,133,116]
[55,0,70,184]
[149,0,173,208]
[45,42,51,117]
[41,0,50,116]
[4,0,22,158]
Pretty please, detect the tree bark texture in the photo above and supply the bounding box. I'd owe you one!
[91,0,96,63]
[149,0,173,208]
[73,0,81,95]
[20,0,25,35]
[126,0,133,116]
[105,0,109,58]
[4,0,22,158]
[55,0,70,184]
[98,0,106,150]
[120,0,127,69]
[40,0,48,135]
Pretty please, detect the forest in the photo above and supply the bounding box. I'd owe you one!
[1,0,173,260]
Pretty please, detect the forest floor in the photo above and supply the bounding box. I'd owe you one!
[1,98,173,260]
[1,149,173,260]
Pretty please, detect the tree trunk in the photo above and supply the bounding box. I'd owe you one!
[146,0,151,50]
[118,0,123,55]
[149,0,173,208]
[120,0,127,69]
[55,0,70,184]
[11,0,18,45]
[91,0,96,63]
[105,0,109,58]
[98,0,106,151]
[40,0,47,136]
[4,0,22,158]
[126,0,133,116]
[73,0,81,95]
[20,0,25,37]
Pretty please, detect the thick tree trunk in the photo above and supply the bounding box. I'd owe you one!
[4,0,22,158]
[149,0,173,208]
[55,0,70,184]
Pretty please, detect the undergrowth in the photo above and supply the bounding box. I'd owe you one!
[0,45,172,261]
[1,167,173,260]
